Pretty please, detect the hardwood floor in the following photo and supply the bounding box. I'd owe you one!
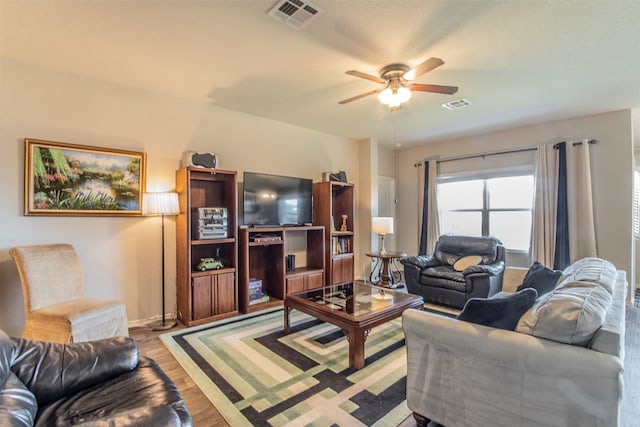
[129,324,229,427]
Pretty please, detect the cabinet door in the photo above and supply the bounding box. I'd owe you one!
[331,256,354,285]
[306,271,324,290]
[192,276,213,320]
[330,258,342,285]
[215,272,236,315]
[287,276,305,294]
[340,256,354,283]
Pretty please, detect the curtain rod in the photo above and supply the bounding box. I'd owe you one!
[436,146,537,165]
[414,139,599,167]
[414,147,536,167]
[554,139,598,149]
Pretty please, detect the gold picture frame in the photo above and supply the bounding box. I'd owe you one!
[24,138,147,216]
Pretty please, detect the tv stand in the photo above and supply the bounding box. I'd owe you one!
[238,226,325,313]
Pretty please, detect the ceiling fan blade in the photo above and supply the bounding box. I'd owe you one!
[338,89,380,105]
[345,70,386,84]
[405,57,444,80]
[410,83,458,95]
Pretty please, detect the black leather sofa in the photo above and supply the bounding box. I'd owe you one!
[0,329,192,426]
[400,235,505,309]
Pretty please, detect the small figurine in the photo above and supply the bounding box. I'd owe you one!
[340,214,348,232]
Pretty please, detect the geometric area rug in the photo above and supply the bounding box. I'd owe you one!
[160,307,411,426]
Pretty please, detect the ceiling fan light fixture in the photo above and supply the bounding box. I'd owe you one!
[397,86,412,103]
[339,58,457,109]
[378,87,394,104]
[378,84,412,109]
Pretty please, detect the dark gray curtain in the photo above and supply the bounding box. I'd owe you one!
[418,162,429,255]
[553,142,570,269]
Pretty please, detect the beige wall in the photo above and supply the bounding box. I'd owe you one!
[396,109,635,295]
[0,59,362,335]
[377,145,396,178]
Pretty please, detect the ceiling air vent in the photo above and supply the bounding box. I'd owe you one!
[442,98,472,110]
[268,0,322,30]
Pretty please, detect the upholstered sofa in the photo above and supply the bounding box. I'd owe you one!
[402,257,626,427]
[0,330,192,426]
[400,235,505,309]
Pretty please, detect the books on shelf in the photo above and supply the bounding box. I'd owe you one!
[249,278,263,290]
[248,277,268,305]
[249,294,269,305]
[248,286,264,298]
[332,236,351,255]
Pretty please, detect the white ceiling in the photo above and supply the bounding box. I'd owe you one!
[1,0,639,147]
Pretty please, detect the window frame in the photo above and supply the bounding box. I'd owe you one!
[437,171,534,253]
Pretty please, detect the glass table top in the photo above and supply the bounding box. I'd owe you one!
[290,282,418,317]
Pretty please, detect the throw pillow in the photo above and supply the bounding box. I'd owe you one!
[516,261,562,297]
[516,280,612,346]
[453,255,482,272]
[457,288,538,331]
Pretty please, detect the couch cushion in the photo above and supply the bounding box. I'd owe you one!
[420,267,466,292]
[35,357,191,427]
[516,262,562,297]
[434,235,501,266]
[516,283,612,346]
[457,288,538,330]
[559,257,617,294]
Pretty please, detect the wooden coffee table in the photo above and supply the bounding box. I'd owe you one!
[284,282,423,369]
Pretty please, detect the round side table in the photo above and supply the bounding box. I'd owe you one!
[365,251,407,288]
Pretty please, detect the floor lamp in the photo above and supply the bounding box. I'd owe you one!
[143,192,180,331]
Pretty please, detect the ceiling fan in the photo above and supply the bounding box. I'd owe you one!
[338,57,458,110]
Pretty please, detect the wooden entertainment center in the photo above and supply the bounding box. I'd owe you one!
[238,226,325,313]
[175,167,354,325]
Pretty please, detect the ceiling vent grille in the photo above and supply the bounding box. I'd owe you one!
[442,98,472,110]
[268,0,322,30]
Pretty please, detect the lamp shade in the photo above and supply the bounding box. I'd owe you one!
[142,192,180,216]
[372,217,394,235]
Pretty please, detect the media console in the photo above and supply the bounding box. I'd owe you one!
[238,225,325,313]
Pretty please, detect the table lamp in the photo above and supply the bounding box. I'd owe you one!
[143,191,180,331]
[372,216,394,255]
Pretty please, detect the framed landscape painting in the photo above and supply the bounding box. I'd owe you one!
[24,138,146,216]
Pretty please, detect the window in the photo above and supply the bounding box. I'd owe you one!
[438,174,534,251]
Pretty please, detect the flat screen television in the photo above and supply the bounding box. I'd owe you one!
[243,172,313,227]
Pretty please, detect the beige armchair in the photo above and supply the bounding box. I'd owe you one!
[9,243,128,343]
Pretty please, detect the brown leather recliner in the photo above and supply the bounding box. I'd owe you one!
[400,235,505,309]
[0,329,192,426]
